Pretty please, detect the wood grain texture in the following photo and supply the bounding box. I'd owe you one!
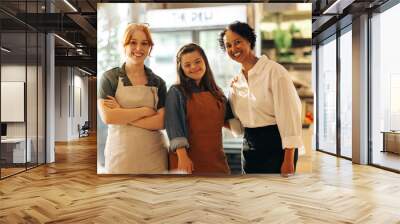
[1,134,399,223]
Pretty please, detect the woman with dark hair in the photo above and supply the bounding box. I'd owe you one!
[218,21,303,176]
[165,43,233,174]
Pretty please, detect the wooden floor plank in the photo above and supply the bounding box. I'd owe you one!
[0,134,400,223]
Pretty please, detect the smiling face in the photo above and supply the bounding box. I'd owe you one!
[223,29,253,64]
[180,50,206,85]
[124,30,151,65]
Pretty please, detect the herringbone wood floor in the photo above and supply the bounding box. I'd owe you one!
[1,135,400,223]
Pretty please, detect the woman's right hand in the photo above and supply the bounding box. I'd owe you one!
[176,148,194,174]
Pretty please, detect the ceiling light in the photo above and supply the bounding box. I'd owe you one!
[63,0,78,12]
[323,0,341,14]
[54,34,75,48]
[78,67,92,76]
[76,48,85,55]
[1,47,11,53]
[322,0,354,15]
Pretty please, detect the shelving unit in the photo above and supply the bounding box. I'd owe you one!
[259,5,314,130]
[280,62,311,70]
[262,38,312,48]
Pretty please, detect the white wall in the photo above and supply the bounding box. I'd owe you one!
[1,65,27,141]
[1,65,39,137]
[54,67,89,141]
[55,67,68,141]
[72,73,89,138]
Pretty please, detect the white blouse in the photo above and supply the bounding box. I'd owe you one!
[229,55,303,149]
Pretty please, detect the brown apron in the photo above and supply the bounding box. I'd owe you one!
[169,92,230,174]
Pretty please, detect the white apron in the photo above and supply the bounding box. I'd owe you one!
[104,77,168,174]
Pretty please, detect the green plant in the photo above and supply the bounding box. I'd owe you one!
[289,23,301,38]
[273,29,293,62]
[273,29,292,53]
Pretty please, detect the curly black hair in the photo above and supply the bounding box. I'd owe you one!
[218,21,257,51]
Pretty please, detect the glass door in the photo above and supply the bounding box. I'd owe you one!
[317,36,337,155]
[370,3,400,171]
[0,1,47,179]
[1,31,28,178]
[339,28,352,158]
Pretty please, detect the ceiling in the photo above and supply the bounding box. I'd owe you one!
[0,0,394,75]
[311,0,390,43]
[1,0,98,75]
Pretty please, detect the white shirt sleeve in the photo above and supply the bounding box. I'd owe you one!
[228,118,244,137]
[272,75,303,149]
[227,88,244,137]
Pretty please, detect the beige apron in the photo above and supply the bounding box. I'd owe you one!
[104,77,168,174]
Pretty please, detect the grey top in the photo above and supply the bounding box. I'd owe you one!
[98,63,167,109]
[165,84,234,152]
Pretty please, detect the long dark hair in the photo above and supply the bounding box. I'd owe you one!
[176,43,225,103]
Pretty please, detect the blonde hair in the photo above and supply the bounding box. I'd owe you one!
[122,23,154,54]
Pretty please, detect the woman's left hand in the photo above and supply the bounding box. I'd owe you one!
[103,96,121,109]
[281,148,295,177]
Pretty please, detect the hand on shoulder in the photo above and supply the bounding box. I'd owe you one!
[230,76,239,88]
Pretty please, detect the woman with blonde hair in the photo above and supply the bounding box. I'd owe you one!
[98,23,168,174]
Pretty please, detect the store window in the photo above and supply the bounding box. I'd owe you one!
[97,3,132,172]
[317,36,337,154]
[339,28,352,158]
[371,3,400,171]
[149,31,192,88]
[199,30,241,95]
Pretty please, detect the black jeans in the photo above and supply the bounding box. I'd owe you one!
[242,125,298,173]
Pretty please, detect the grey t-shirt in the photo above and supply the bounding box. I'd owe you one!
[98,63,167,109]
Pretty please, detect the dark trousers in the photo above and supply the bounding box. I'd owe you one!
[242,125,298,174]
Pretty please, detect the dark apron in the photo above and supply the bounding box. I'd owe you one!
[242,125,298,173]
[169,92,230,174]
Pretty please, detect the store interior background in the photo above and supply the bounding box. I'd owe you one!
[96,3,313,174]
[1,1,399,179]
[0,0,97,178]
